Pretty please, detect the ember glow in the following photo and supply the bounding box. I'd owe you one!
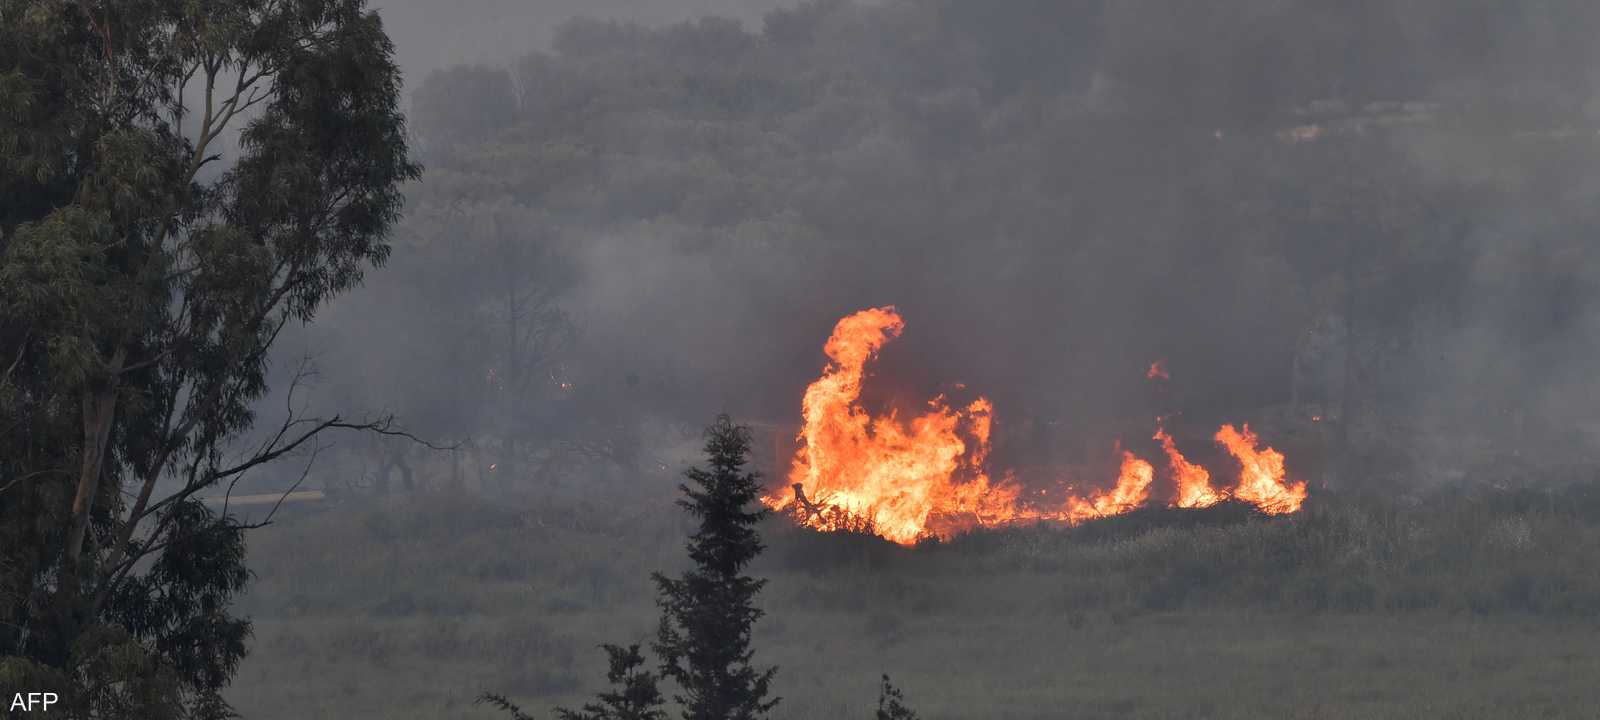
[766,307,1309,544]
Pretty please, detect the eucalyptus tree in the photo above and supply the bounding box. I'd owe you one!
[0,0,418,715]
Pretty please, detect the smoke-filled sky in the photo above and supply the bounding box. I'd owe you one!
[279,1,1600,490]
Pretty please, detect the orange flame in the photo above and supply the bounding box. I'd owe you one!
[769,308,1307,544]
[1063,451,1154,521]
[779,306,1003,544]
[1215,424,1306,514]
[1146,360,1170,381]
[1156,424,1224,509]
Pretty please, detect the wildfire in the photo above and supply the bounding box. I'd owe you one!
[1062,451,1154,521]
[775,306,1002,543]
[767,307,1308,545]
[1215,424,1306,513]
[1156,423,1223,509]
[1146,360,1170,381]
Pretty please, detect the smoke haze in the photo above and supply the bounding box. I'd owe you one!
[216,4,1600,718]
[273,0,1600,497]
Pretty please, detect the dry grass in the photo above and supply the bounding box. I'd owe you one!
[226,484,1600,719]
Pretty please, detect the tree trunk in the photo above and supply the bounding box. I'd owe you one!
[1333,237,1360,491]
[64,346,126,578]
[502,265,520,486]
[1290,339,1303,408]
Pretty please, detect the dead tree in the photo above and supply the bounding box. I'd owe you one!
[792,483,828,521]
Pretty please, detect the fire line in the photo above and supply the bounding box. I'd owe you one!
[764,307,1307,545]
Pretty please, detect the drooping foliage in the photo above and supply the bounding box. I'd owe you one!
[0,0,417,716]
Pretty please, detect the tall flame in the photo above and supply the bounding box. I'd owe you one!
[784,306,1002,544]
[1215,424,1306,514]
[1063,451,1154,521]
[769,307,1308,544]
[1156,424,1224,509]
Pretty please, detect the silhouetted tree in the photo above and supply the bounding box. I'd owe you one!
[0,0,418,716]
[555,644,667,720]
[476,416,770,720]
[876,675,920,720]
[652,415,779,720]
[476,693,536,720]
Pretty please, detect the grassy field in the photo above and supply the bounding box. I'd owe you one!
[226,481,1600,719]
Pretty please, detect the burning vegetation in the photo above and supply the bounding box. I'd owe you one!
[765,307,1307,544]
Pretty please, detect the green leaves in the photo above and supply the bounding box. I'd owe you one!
[1,1,417,717]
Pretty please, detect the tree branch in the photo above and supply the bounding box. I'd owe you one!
[0,468,70,496]
[241,438,324,531]
[1,325,28,386]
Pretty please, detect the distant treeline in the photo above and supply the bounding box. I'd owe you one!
[302,0,1600,490]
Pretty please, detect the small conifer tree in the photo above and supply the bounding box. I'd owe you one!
[555,644,667,720]
[652,415,780,720]
[876,675,920,720]
[479,643,664,720]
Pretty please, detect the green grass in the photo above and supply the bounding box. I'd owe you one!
[226,483,1600,719]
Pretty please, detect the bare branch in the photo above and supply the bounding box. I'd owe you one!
[247,438,323,530]
[0,468,70,496]
[115,347,174,376]
[1,336,26,388]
